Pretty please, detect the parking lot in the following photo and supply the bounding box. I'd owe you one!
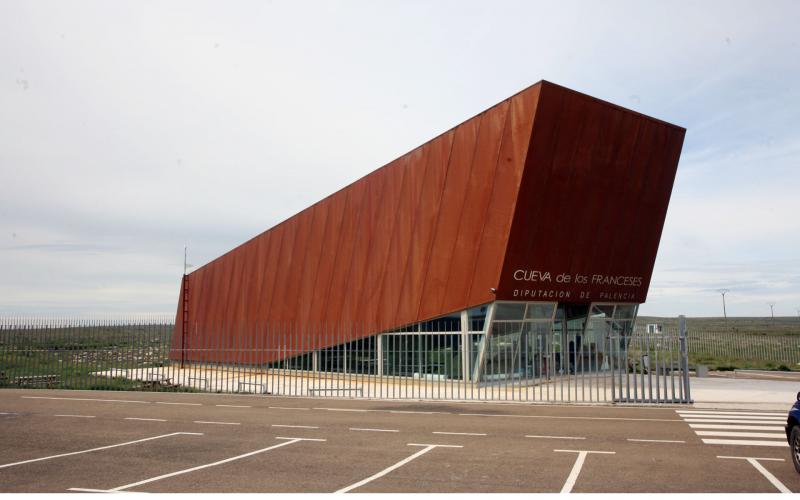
[0,388,797,493]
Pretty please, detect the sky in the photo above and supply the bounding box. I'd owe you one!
[1,0,798,319]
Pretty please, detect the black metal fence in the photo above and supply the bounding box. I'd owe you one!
[17,315,800,402]
[0,318,174,391]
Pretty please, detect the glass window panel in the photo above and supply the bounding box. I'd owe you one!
[590,305,614,318]
[614,304,637,319]
[467,305,488,331]
[481,321,525,381]
[419,313,461,332]
[493,303,526,321]
[469,334,483,379]
[524,302,556,320]
[380,333,464,380]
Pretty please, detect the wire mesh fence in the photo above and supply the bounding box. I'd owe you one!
[2,315,791,402]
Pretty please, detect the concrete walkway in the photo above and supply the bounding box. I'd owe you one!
[690,374,799,410]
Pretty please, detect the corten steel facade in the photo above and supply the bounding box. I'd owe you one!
[172,81,685,374]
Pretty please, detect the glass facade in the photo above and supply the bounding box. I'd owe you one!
[370,300,637,383]
[289,300,639,385]
[382,334,463,380]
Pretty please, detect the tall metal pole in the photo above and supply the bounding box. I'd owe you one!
[716,289,729,319]
[678,315,691,403]
[181,245,192,369]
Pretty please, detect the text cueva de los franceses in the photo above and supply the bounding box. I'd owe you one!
[512,269,643,287]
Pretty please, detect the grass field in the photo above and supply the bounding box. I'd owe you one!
[638,315,800,334]
[0,323,183,391]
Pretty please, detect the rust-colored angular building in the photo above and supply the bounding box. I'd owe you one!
[173,81,685,383]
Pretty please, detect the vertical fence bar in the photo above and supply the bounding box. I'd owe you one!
[347,323,352,398]
[23,318,32,387]
[324,323,329,397]
[281,322,287,397]
[679,315,691,403]
[16,319,23,388]
[292,322,297,397]
[87,318,94,390]
[218,320,223,393]
[9,318,15,386]
[207,321,213,392]
[218,320,225,394]
[82,319,89,390]
[71,319,79,390]
[215,320,221,394]
[334,324,340,395]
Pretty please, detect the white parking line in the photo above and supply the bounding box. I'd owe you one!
[702,439,787,447]
[22,396,147,404]
[526,435,586,440]
[269,406,310,411]
[350,427,399,433]
[156,402,202,406]
[335,443,462,493]
[0,412,18,415]
[717,456,791,493]
[216,404,252,408]
[316,408,371,412]
[54,414,95,418]
[125,417,167,422]
[432,431,487,436]
[272,424,319,429]
[627,439,685,443]
[390,410,448,415]
[194,421,240,426]
[69,437,324,492]
[554,450,615,494]
[0,432,203,469]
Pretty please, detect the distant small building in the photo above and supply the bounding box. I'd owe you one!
[646,323,664,334]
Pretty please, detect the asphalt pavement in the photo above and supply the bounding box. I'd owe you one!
[0,388,798,493]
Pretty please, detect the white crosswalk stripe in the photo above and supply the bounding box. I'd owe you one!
[678,410,786,417]
[696,431,787,438]
[677,409,788,448]
[683,418,784,424]
[690,423,784,431]
[678,413,786,420]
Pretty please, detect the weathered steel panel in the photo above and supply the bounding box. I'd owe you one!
[339,167,387,325]
[301,190,352,325]
[497,82,685,304]
[467,86,540,306]
[441,100,509,314]
[270,217,298,321]
[393,130,454,327]
[174,81,685,364]
[376,145,429,330]
[416,116,482,320]
[256,224,284,321]
[294,201,328,330]
[322,179,367,327]
[357,157,408,329]
[281,205,315,325]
